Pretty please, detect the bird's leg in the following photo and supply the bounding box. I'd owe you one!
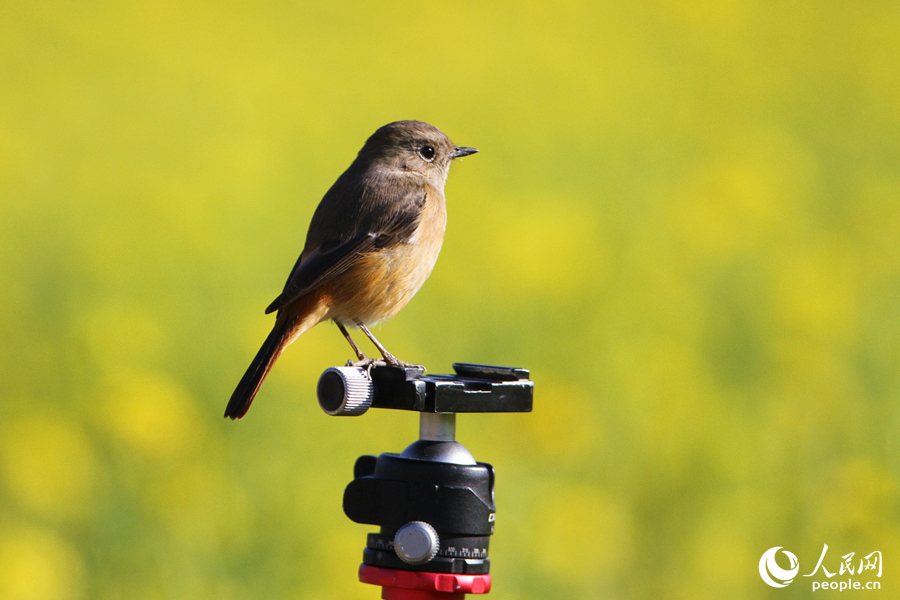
[335,320,388,369]
[334,320,369,362]
[356,321,424,371]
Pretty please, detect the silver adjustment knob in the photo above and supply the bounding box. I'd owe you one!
[317,367,374,416]
[394,521,440,565]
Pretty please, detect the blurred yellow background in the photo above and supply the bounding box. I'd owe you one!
[1,1,898,598]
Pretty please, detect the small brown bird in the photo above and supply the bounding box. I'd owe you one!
[225,121,477,419]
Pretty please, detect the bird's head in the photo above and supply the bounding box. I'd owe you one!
[358,120,477,184]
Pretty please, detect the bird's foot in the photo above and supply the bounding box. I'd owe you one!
[386,358,426,372]
[379,350,425,372]
[346,356,387,369]
[345,355,425,375]
[344,357,385,378]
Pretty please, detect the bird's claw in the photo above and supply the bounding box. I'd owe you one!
[377,350,425,372]
[346,357,384,378]
[346,357,383,368]
[345,356,425,376]
[388,359,426,372]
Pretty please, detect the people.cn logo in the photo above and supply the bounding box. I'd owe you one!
[760,547,800,588]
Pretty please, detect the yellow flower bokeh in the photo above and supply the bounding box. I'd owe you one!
[1,1,898,598]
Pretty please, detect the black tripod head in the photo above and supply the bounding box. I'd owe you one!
[317,363,533,596]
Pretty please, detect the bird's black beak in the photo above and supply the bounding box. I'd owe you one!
[450,146,479,159]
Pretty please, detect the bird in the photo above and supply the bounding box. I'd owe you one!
[224,120,477,419]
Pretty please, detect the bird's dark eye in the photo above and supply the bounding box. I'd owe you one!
[418,145,435,161]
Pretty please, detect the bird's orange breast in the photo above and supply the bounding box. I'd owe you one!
[327,189,447,326]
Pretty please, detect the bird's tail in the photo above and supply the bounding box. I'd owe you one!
[225,317,294,420]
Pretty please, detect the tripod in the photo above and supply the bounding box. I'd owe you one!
[316,363,533,599]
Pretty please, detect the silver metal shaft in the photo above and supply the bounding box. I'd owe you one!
[419,412,456,441]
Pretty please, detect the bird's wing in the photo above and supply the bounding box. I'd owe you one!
[264,190,427,315]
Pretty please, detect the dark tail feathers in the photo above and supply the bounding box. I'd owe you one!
[224,321,290,420]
